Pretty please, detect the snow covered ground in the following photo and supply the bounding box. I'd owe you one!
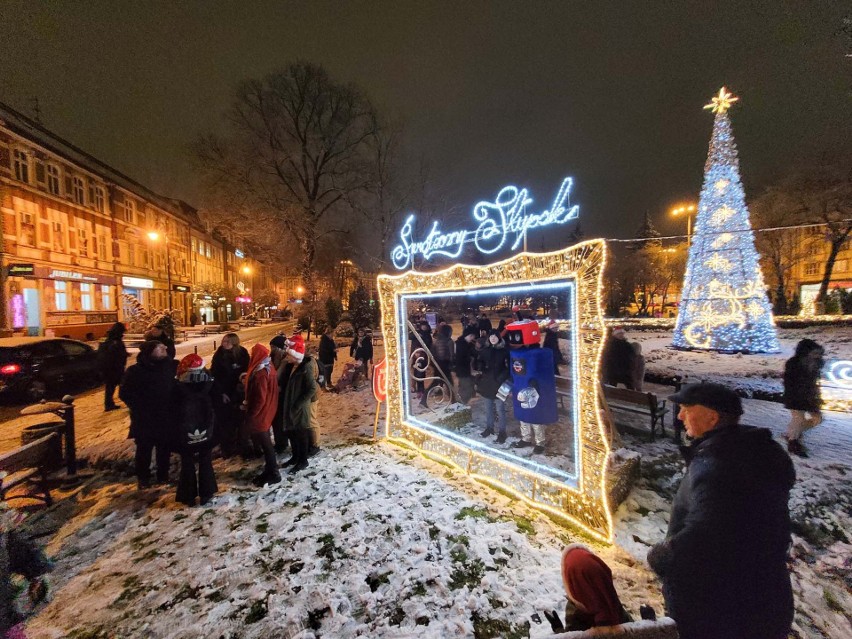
[5,327,850,638]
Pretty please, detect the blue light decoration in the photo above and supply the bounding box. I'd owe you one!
[390,178,579,270]
[672,88,780,353]
[821,360,852,413]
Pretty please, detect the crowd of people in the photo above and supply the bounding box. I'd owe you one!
[101,320,330,505]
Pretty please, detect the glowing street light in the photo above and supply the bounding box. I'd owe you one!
[671,203,697,244]
[145,230,173,309]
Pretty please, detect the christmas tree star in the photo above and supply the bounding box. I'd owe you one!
[704,87,739,114]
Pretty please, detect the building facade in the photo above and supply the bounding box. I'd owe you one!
[0,101,279,338]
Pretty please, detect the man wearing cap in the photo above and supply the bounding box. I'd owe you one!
[647,383,795,639]
[279,334,320,473]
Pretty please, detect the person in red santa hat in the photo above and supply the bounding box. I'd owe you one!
[279,333,320,473]
[242,343,280,486]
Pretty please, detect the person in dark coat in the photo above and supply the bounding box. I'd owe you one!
[210,333,250,458]
[542,319,565,374]
[647,383,795,639]
[99,322,129,411]
[269,335,290,454]
[454,332,477,404]
[119,340,176,488]
[279,335,319,473]
[601,327,636,389]
[783,338,825,457]
[477,313,493,337]
[242,343,280,486]
[477,332,511,443]
[318,326,338,390]
[143,323,176,360]
[350,328,374,380]
[421,323,454,407]
[172,354,218,506]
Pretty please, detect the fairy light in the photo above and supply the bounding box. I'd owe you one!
[673,88,780,353]
[377,239,613,542]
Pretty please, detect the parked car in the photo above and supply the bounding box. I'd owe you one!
[0,337,101,402]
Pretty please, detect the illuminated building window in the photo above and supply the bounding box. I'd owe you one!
[804,262,820,276]
[77,227,89,256]
[52,221,65,252]
[101,285,111,309]
[72,176,86,205]
[47,164,61,195]
[80,283,93,311]
[19,212,36,246]
[834,259,848,273]
[123,198,136,224]
[54,281,68,311]
[13,149,30,183]
[91,185,105,213]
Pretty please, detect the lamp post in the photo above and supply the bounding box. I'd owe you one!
[147,231,172,310]
[241,264,253,317]
[671,204,696,245]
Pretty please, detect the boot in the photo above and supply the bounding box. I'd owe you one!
[532,445,545,454]
[481,427,495,438]
[511,440,532,449]
[787,437,808,458]
[495,433,507,444]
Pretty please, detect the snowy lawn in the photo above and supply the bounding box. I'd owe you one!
[13,335,852,639]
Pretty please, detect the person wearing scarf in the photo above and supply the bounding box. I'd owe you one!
[560,544,631,630]
[242,343,280,486]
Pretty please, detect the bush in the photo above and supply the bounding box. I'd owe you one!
[297,310,312,331]
[334,321,355,338]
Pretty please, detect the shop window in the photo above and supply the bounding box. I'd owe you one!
[80,283,93,311]
[13,149,29,183]
[101,285,111,309]
[72,176,86,205]
[55,281,68,311]
[47,164,61,195]
[19,212,36,246]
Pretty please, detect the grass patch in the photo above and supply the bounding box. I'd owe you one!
[411,581,427,597]
[388,606,406,626]
[245,598,268,624]
[255,521,269,534]
[365,572,391,592]
[512,515,535,536]
[471,612,530,639]
[823,587,844,613]
[67,629,112,639]
[455,506,495,522]
[111,575,144,607]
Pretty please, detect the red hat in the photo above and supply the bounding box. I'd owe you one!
[177,353,205,381]
[286,334,305,362]
[561,545,625,626]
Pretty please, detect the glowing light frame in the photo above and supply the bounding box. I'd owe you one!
[377,239,613,542]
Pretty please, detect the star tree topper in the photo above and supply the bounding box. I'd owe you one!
[703,87,739,114]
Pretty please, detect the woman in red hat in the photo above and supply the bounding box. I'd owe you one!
[242,343,280,486]
[560,544,631,630]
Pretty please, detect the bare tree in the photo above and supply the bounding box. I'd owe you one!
[195,61,379,298]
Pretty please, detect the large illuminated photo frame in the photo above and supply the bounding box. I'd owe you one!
[377,239,612,542]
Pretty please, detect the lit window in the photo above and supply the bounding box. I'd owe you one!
[92,185,105,213]
[805,263,820,276]
[72,176,86,205]
[47,165,61,195]
[101,285,111,309]
[55,281,68,311]
[20,212,36,246]
[78,228,89,256]
[13,149,29,183]
[80,283,93,310]
[98,234,108,260]
[124,198,136,223]
[52,221,65,251]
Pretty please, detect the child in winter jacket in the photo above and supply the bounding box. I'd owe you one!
[783,338,825,457]
[173,354,218,506]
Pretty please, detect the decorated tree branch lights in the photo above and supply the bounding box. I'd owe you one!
[673,88,780,353]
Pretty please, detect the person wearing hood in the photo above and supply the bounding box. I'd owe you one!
[476,332,511,443]
[210,332,250,458]
[269,335,290,455]
[119,340,177,488]
[783,338,825,457]
[172,354,218,506]
[279,334,319,473]
[242,343,281,486]
[99,322,129,411]
[647,383,795,639]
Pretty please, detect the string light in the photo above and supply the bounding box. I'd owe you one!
[673,88,780,353]
[377,239,613,542]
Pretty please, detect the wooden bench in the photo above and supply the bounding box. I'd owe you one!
[0,433,60,506]
[602,385,668,442]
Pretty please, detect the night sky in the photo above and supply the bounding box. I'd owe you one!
[1,1,848,245]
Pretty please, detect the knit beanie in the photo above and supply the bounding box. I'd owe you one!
[270,335,287,350]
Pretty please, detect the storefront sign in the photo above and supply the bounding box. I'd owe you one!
[7,263,34,276]
[49,269,98,282]
[32,266,116,286]
[172,284,191,293]
[121,276,154,289]
[390,177,580,270]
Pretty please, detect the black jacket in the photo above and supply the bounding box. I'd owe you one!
[98,337,129,383]
[318,334,338,365]
[647,425,795,639]
[119,353,176,440]
[543,331,564,368]
[211,346,249,403]
[172,378,216,452]
[431,333,454,366]
[454,337,475,378]
[782,357,822,412]
[143,330,176,360]
[476,343,510,399]
[602,337,635,387]
[351,335,373,362]
[281,356,319,431]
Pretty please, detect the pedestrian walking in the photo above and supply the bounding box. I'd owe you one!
[783,338,825,457]
[210,333,250,458]
[647,382,795,639]
[280,334,319,473]
[98,322,129,411]
[119,340,176,488]
[318,325,338,390]
[242,343,281,487]
[172,354,218,506]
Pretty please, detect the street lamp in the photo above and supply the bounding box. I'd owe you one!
[241,264,253,317]
[671,204,697,245]
[146,231,172,310]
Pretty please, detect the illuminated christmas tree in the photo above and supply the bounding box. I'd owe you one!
[672,88,780,353]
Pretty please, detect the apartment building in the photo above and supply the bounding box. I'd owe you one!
[0,101,278,338]
[791,226,852,312]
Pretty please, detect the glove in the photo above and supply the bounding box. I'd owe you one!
[543,609,565,633]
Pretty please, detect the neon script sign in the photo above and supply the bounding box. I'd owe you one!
[391,177,579,270]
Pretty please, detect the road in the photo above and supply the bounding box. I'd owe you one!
[0,322,296,453]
